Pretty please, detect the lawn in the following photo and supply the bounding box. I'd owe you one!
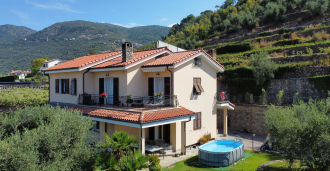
[162,150,284,171]
[264,161,308,171]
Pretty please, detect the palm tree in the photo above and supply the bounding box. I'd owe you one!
[121,149,149,171]
[101,131,138,160]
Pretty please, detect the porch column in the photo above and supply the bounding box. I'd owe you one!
[139,128,146,155]
[170,122,181,152]
[99,122,106,142]
[223,108,228,136]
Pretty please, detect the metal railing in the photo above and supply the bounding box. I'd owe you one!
[77,94,179,111]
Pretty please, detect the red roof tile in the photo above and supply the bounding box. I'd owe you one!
[42,51,122,71]
[91,47,170,69]
[143,49,225,70]
[69,105,195,122]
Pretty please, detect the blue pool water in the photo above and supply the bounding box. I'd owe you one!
[199,140,243,152]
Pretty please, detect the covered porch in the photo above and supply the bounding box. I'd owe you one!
[216,92,235,136]
[95,115,194,155]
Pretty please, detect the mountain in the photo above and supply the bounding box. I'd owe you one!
[0,24,36,43]
[0,21,171,74]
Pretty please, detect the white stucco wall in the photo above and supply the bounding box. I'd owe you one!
[173,56,218,146]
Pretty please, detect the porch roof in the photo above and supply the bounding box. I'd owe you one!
[69,105,195,123]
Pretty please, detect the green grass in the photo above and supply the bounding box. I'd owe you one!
[264,161,309,171]
[162,150,285,171]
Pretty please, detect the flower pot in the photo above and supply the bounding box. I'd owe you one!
[156,96,163,99]
[127,96,132,99]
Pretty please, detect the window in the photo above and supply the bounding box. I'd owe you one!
[194,112,202,130]
[193,78,204,95]
[71,78,77,95]
[55,79,69,94]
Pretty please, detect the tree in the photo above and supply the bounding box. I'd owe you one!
[31,56,50,74]
[176,39,198,50]
[0,106,95,170]
[265,98,330,170]
[90,50,98,54]
[250,52,278,86]
[263,2,287,24]
[304,0,329,19]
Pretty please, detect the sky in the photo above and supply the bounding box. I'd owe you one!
[0,0,224,31]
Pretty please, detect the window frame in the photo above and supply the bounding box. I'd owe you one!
[71,78,77,95]
[55,78,70,94]
[193,77,204,95]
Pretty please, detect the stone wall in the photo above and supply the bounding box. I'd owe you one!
[217,104,268,135]
[271,54,329,64]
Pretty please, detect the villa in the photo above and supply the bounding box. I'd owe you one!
[42,41,234,155]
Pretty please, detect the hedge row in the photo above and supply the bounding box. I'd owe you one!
[273,38,302,47]
[0,75,19,82]
[216,42,252,54]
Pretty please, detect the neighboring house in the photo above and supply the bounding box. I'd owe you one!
[40,59,62,71]
[42,42,234,155]
[6,70,31,79]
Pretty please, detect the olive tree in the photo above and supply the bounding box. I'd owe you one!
[265,99,330,170]
[0,106,96,171]
[250,52,278,86]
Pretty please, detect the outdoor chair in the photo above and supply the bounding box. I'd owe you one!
[83,95,96,105]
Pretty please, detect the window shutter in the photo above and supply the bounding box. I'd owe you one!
[99,78,104,104]
[198,112,202,129]
[193,78,201,94]
[71,78,76,95]
[197,78,204,92]
[148,77,154,96]
[65,79,70,94]
[113,78,119,103]
[164,77,170,97]
[55,79,59,93]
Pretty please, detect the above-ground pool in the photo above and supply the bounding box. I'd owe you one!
[198,140,244,167]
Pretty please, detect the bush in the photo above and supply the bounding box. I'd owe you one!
[258,31,273,37]
[203,132,211,141]
[306,47,313,55]
[263,2,287,24]
[250,52,278,86]
[199,137,207,144]
[216,42,252,54]
[275,90,285,106]
[0,88,49,106]
[0,106,95,170]
[149,155,161,171]
[0,75,18,82]
[273,38,301,47]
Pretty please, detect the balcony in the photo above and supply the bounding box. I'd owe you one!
[77,94,179,111]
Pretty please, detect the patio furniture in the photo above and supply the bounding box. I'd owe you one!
[145,145,164,156]
[83,95,96,105]
[145,98,165,108]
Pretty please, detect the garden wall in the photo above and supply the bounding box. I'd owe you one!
[217,104,268,135]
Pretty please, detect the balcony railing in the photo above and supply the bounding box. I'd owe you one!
[77,94,179,111]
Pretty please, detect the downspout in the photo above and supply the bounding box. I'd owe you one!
[166,66,174,106]
[183,115,192,155]
[82,68,90,93]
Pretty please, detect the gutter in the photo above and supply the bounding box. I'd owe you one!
[82,68,90,93]
[183,115,192,155]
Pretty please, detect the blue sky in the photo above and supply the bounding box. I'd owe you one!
[0,0,224,31]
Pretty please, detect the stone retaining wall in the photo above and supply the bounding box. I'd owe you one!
[271,54,329,64]
[217,104,268,135]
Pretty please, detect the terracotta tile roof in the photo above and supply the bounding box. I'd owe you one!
[142,49,225,70]
[42,51,122,71]
[91,47,170,69]
[69,105,195,122]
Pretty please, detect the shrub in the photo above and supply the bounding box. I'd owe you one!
[149,155,161,171]
[258,31,273,37]
[275,90,285,106]
[216,42,252,54]
[318,47,325,53]
[306,48,313,55]
[290,32,297,39]
[263,2,287,24]
[203,132,211,141]
[250,52,278,86]
[0,88,49,106]
[273,38,301,47]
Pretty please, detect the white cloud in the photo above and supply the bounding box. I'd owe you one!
[159,18,168,22]
[10,9,37,25]
[101,21,105,23]
[112,23,144,28]
[167,23,177,27]
[25,0,82,13]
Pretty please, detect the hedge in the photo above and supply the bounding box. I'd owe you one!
[258,31,273,37]
[308,75,330,96]
[273,38,301,47]
[0,75,19,82]
[216,42,252,54]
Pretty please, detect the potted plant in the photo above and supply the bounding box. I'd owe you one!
[199,137,207,145]
[81,92,89,105]
[154,92,163,99]
[99,92,108,106]
[126,94,133,99]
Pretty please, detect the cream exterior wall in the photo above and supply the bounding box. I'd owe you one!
[114,124,140,138]
[170,122,182,152]
[91,70,127,96]
[173,56,218,146]
[49,71,83,103]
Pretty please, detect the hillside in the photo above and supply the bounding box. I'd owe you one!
[0,24,36,43]
[0,21,170,74]
[152,0,330,103]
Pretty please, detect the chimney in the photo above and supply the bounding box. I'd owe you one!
[122,42,133,62]
[207,49,217,60]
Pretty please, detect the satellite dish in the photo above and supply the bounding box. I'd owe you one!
[122,39,126,44]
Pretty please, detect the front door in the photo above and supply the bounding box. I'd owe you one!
[163,124,170,143]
